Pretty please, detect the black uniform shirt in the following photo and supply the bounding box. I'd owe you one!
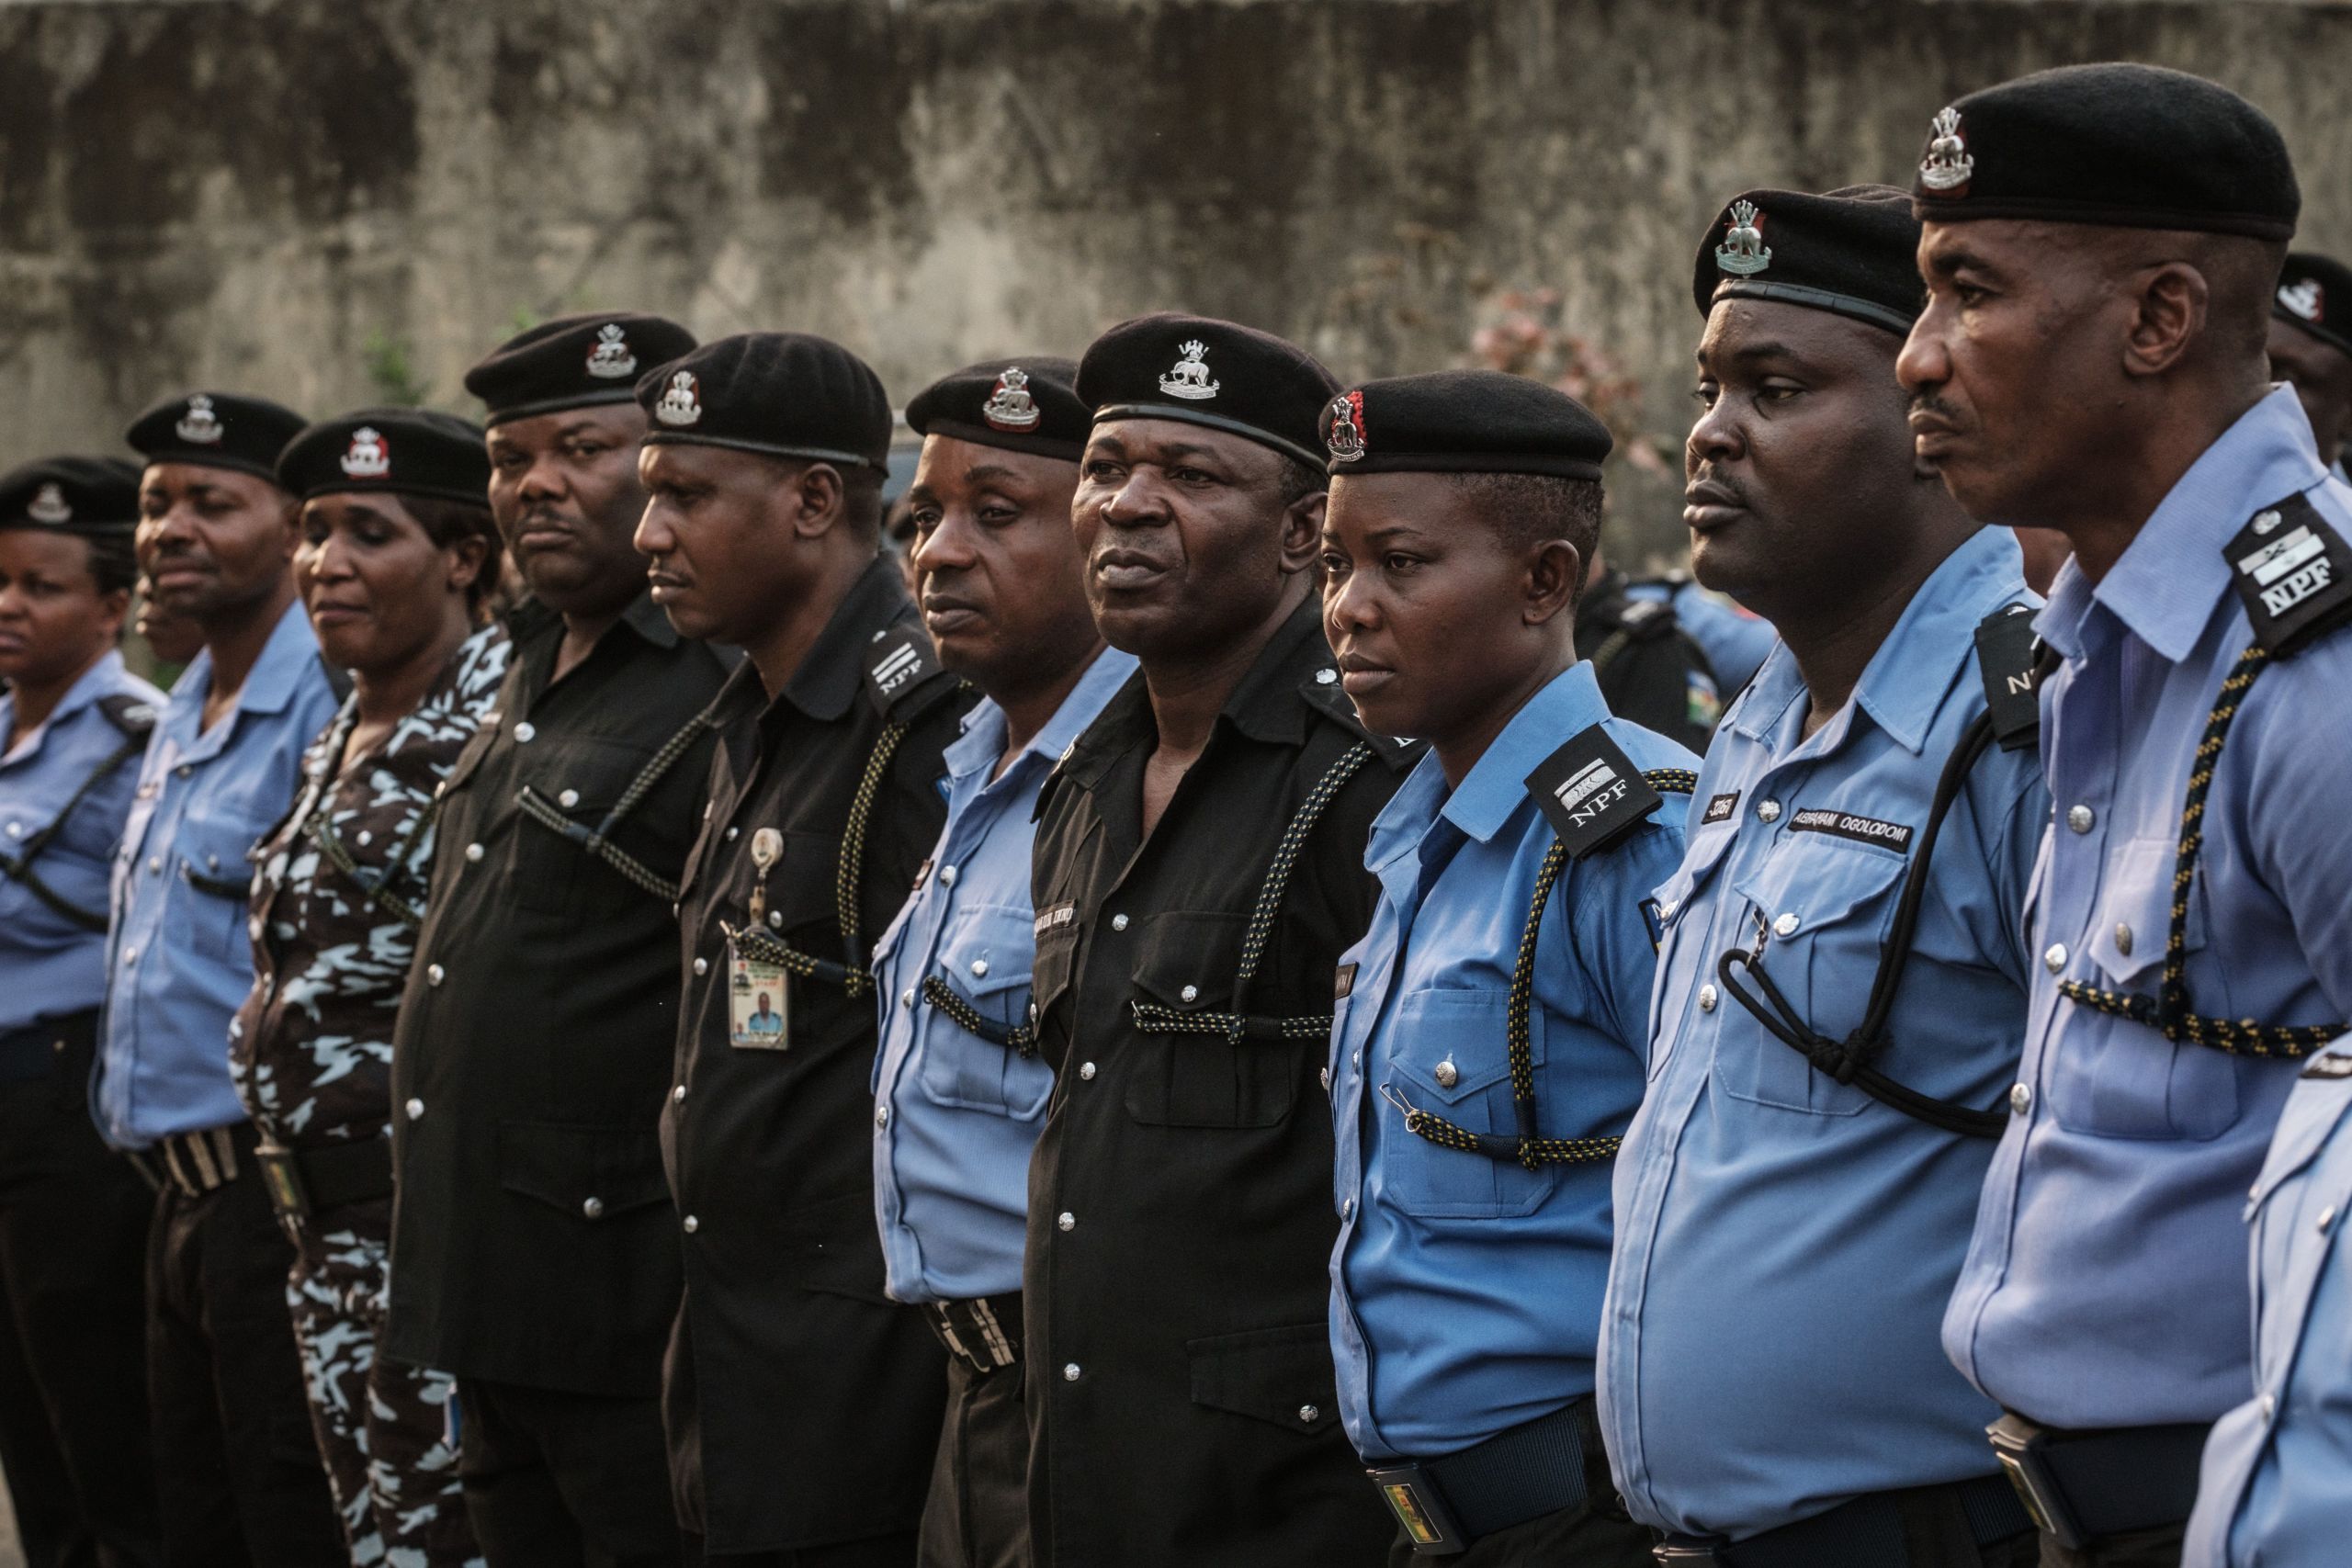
[664,555,969,1553]
[385,592,731,1397]
[1024,600,1414,1568]
[1577,569,1721,753]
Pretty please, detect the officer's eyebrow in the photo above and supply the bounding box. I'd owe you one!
[1922,243,2000,281]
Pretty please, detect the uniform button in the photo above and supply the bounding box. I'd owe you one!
[1698,985,1717,1012]
[1773,912,1800,937]
[582,1197,605,1220]
[939,865,957,886]
[513,722,535,743]
[426,963,445,986]
[971,960,989,978]
[2067,805,2095,834]
[558,788,580,808]
[693,957,708,976]
[2321,1205,2338,1235]
[1657,899,1677,921]
[1062,1363,1081,1382]
[176,764,192,778]
[464,842,483,863]
[876,1107,890,1129]
[1079,1062,1097,1080]
[2114,923,2133,957]
[1180,984,1198,1002]
[683,1215,699,1233]
[2010,1083,2033,1115]
[123,946,138,964]
[1298,1404,1320,1424]
[2262,1393,2277,1421]
[206,853,220,871]
[1433,1059,1459,1089]
[147,856,161,874]
[1111,913,1129,931]
[673,1084,687,1103]
[2043,943,2068,974]
[3,823,17,838]
[405,1098,424,1121]
[901,988,915,1010]
[1340,1198,1355,1222]
[1320,1066,1331,1090]
[1316,668,1339,684]
[1756,799,1782,823]
[1057,1212,1075,1231]
[768,911,783,929]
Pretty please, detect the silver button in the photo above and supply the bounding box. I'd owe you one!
[1757,799,1782,823]
[1180,984,1198,1002]
[684,1214,699,1233]
[147,856,161,874]
[673,1084,686,1103]
[2067,805,2095,834]
[558,788,580,808]
[876,1107,890,1129]
[123,946,138,964]
[2044,943,2068,974]
[582,1197,605,1220]
[901,988,915,1010]
[1773,912,1800,937]
[2114,923,2133,957]
[1316,668,1339,685]
[1111,914,1129,932]
[1298,1404,1320,1423]
[939,864,957,886]
[2263,1393,2278,1421]
[726,826,739,841]
[2,823,16,839]
[2321,1206,2338,1235]
[1062,1363,1081,1382]
[1057,1212,1075,1231]
[2010,1083,2033,1115]
[1657,899,1677,921]
[693,957,708,976]
[971,960,989,978]
[1079,1062,1097,1080]
[464,842,483,863]
[768,911,783,928]
[1320,1066,1332,1090]
[426,963,445,986]
[176,764,191,778]
[1341,1198,1355,1222]
[514,722,535,743]
[206,854,220,871]
[1698,985,1718,1012]
[405,1098,424,1121]
[1433,1059,1459,1089]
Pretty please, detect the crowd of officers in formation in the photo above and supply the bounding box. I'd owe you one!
[13,55,2352,1568]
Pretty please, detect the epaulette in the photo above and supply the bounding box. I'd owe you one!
[1523,724,1664,859]
[2226,491,2352,660]
[1298,666,1418,767]
[863,623,958,722]
[95,693,158,739]
[1973,603,2046,753]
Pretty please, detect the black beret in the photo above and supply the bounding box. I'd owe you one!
[1320,369,1611,480]
[0,457,141,536]
[904,357,1087,462]
[2275,253,2352,360]
[634,333,891,471]
[1910,62,2298,240]
[276,409,491,506]
[464,312,698,428]
[1076,312,1340,469]
[1693,185,1924,335]
[124,390,307,484]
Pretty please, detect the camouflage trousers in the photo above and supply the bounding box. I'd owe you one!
[287,1203,484,1567]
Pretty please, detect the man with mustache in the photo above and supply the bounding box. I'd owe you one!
[1314,371,1695,1566]
[1896,65,2352,1566]
[107,389,346,1562]
[867,358,1135,1568]
[1023,314,1410,1568]
[2266,253,2352,482]
[1597,185,2046,1568]
[633,333,967,1567]
[386,313,715,1568]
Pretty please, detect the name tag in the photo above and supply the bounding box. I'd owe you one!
[727,941,790,1052]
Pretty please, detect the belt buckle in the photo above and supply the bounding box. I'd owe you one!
[1652,1548,1725,1566]
[254,1142,310,1221]
[1367,1464,1467,1557]
[1987,1415,2086,1551]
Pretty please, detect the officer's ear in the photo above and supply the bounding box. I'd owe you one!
[784,460,849,540]
[1277,485,1326,579]
[1525,538,1579,628]
[2120,259,2211,379]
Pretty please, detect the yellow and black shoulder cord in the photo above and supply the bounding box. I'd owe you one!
[515,706,717,904]
[0,701,152,932]
[1391,766,1692,1171]
[922,973,1035,1056]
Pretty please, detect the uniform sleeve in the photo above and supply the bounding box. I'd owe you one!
[1967,746,2052,990]
[2246,650,2352,1017]
[1565,808,1690,1067]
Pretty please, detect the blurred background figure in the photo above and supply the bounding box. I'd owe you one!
[2267,252,2352,482]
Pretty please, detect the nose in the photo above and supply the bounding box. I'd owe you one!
[630,496,672,558]
[1322,557,1380,636]
[305,532,357,584]
[1687,394,1744,472]
[517,450,567,502]
[910,510,973,580]
[1098,471,1165,532]
[1896,309,1950,397]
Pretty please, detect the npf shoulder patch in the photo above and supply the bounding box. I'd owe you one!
[1525,725,1664,859]
[1789,806,1915,853]
[864,625,946,716]
[1973,603,2043,752]
[2228,492,2352,660]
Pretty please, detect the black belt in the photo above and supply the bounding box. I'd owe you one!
[1656,1474,2030,1566]
[0,1010,95,1086]
[132,1121,259,1201]
[1986,1412,2211,1550]
[922,1292,1023,1376]
[1372,1399,1601,1555]
[254,1132,395,1224]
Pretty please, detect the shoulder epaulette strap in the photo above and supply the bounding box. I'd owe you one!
[317,652,354,704]
[2226,491,2352,660]
[1973,603,2050,753]
[863,624,956,722]
[95,693,158,739]
[1522,725,1667,861]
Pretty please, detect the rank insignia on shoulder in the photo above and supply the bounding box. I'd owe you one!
[1525,725,1663,858]
[2228,493,2352,660]
[864,626,945,715]
[96,694,158,738]
[2301,1052,2352,1079]
[1974,603,2044,751]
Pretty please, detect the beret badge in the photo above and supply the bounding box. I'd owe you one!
[1326,391,1367,464]
[2280,277,2325,324]
[26,483,71,525]
[1919,107,1975,195]
[174,394,225,446]
[586,323,639,380]
[1158,340,1221,402]
[982,367,1043,432]
[1714,200,1772,276]
[339,427,391,480]
[655,370,704,427]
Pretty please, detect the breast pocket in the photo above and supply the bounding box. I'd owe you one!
[1379,987,1551,1220]
[508,735,653,916]
[2050,836,2238,1141]
[177,816,264,964]
[918,903,1050,1120]
[1649,826,1738,1080]
[1713,838,1907,1116]
[1123,910,1303,1130]
[2245,1089,2352,1374]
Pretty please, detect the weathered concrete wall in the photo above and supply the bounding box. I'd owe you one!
[3,0,2350,547]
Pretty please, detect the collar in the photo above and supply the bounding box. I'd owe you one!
[1433,661,1613,844]
[781,554,915,723]
[230,598,324,718]
[946,645,1141,786]
[618,588,682,649]
[0,649,131,763]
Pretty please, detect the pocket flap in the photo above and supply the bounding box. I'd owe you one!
[1729,835,1907,939]
[1186,1322,1340,1435]
[2090,838,2199,988]
[1130,910,1246,1015]
[1387,988,1525,1105]
[498,1122,671,1218]
[936,904,1036,1002]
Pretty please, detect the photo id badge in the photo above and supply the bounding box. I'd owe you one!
[728,940,790,1051]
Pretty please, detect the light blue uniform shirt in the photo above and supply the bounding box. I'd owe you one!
[1328,661,1693,1462]
[1598,527,2046,1540]
[2185,1036,2352,1568]
[1945,386,2352,1428]
[870,647,1136,1303]
[98,601,338,1147]
[0,650,165,1036]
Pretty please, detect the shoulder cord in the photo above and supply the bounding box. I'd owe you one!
[1713,712,2011,1138]
[1588,627,1636,680]
[719,720,907,1001]
[2058,642,2346,1056]
[0,730,148,933]
[1130,741,1376,1044]
[1392,769,1696,1170]
[514,707,718,904]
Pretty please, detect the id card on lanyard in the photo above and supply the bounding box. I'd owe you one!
[729,827,790,1051]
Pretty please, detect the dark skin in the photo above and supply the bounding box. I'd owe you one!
[136,462,301,732]
[133,576,204,665]
[1692,297,1981,734]
[1320,473,1577,788]
[0,529,128,742]
[295,492,486,758]
[486,403,655,680]
[1900,219,2277,581]
[905,434,1103,774]
[635,444,873,698]
[1072,419,1321,837]
[2267,316,2352,468]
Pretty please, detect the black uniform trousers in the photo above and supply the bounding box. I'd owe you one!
[456,1376,684,1568]
[684,1531,918,1567]
[919,1355,1027,1568]
[2038,1523,2183,1568]
[144,1145,343,1567]
[0,1015,159,1568]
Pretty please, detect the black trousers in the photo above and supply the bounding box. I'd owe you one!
[457,1376,685,1568]
[145,1151,343,1567]
[918,1356,1026,1568]
[1387,1496,1654,1567]
[686,1532,918,1568]
[2038,1522,2183,1567]
[0,1015,159,1568]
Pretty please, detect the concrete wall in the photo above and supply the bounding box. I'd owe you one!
[4,0,2350,548]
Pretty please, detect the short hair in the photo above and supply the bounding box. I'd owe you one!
[1445,470,1604,578]
[401,494,504,615]
[1272,454,1325,512]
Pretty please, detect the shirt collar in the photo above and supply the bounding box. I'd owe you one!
[1432,660,1615,843]
[946,645,1142,787]
[50,648,130,728]
[781,554,917,723]
[232,598,324,718]
[618,588,682,649]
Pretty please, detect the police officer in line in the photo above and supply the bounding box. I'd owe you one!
[868,358,1136,1568]
[103,389,346,1564]
[1622,570,1775,694]
[633,334,963,1566]
[1573,551,1721,751]
[1023,314,1409,1567]
[1897,65,2352,1566]
[1600,186,2048,1567]
[385,313,714,1568]
[1317,372,1696,1565]
[2266,253,2352,483]
[2184,1030,2352,1567]
[0,457,164,1568]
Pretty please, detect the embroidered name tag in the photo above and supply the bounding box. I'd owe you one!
[1702,792,1740,826]
[1334,962,1357,999]
[2227,493,2352,659]
[1033,903,1076,938]
[2302,1053,2352,1080]
[1524,726,1664,860]
[1789,807,1915,853]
